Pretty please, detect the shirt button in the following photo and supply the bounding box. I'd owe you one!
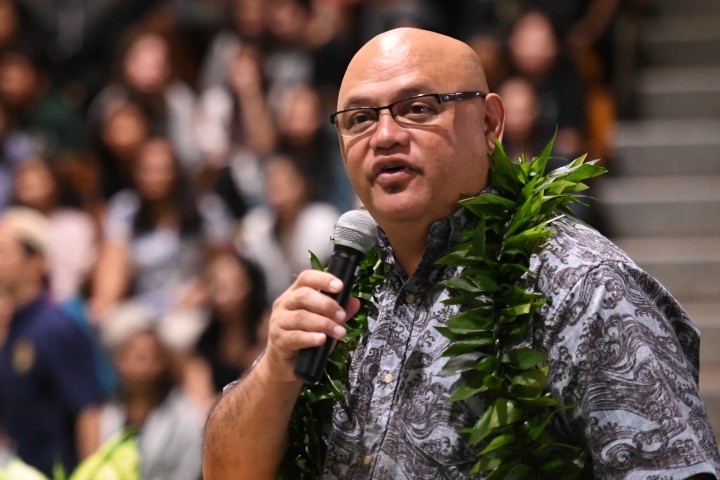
[405,293,416,304]
[383,373,393,384]
[363,455,372,465]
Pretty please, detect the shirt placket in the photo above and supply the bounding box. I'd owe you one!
[361,276,426,474]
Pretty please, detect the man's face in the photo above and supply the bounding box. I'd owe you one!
[337,33,493,231]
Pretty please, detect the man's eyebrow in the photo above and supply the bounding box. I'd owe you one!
[341,85,432,109]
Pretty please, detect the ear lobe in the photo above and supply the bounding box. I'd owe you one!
[483,93,506,152]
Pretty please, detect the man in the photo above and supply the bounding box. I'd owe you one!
[202,28,720,478]
[0,207,103,476]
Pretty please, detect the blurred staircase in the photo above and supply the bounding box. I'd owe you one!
[596,0,720,442]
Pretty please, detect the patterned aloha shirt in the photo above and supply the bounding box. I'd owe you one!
[322,209,720,479]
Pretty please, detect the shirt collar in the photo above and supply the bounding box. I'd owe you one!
[376,196,483,279]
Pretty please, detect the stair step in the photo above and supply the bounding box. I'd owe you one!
[642,15,720,67]
[685,302,720,364]
[612,236,720,302]
[636,67,720,119]
[596,175,720,236]
[611,119,720,176]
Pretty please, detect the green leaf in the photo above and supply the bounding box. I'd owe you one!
[508,367,548,399]
[445,307,495,333]
[504,227,552,250]
[501,347,548,369]
[479,432,517,455]
[441,352,482,375]
[469,405,494,444]
[485,461,523,480]
[472,457,500,474]
[473,356,501,374]
[500,464,532,480]
[461,192,517,211]
[308,251,325,271]
[524,411,556,442]
[499,303,533,320]
[444,276,482,294]
[490,397,523,428]
[448,384,488,403]
[442,337,496,356]
[517,396,561,408]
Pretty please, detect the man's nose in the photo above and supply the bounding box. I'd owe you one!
[370,110,408,149]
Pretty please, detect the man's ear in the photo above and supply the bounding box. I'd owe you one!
[483,93,506,153]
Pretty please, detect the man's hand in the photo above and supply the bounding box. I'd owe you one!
[260,269,360,384]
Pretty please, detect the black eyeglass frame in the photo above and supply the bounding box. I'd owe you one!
[329,91,488,129]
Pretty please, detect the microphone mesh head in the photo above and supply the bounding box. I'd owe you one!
[334,209,377,254]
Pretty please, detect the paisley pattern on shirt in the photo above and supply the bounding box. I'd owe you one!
[323,212,720,479]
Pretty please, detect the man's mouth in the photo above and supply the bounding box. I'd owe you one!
[373,160,417,179]
[380,163,408,174]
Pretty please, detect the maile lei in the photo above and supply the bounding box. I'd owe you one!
[277,136,606,479]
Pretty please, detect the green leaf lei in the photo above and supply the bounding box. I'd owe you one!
[277,136,606,479]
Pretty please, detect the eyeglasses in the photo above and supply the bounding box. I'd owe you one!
[330,91,488,137]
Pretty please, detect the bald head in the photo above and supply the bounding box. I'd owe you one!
[338,28,488,109]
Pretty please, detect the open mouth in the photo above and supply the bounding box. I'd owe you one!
[380,163,408,174]
[374,159,415,177]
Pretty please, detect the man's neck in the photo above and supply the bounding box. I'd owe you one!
[381,221,430,277]
[11,282,43,310]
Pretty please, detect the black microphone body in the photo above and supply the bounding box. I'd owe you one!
[293,244,365,384]
[293,209,377,384]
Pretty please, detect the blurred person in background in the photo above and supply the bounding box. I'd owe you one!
[199,0,268,91]
[0,44,87,156]
[506,9,586,159]
[0,207,103,477]
[0,0,21,53]
[355,0,447,45]
[497,75,543,162]
[90,136,233,323]
[87,27,201,176]
[11,0,167,107]
[275,83,355,212]
[91,100,152,201]
[0,104,14,211]
[11,156,97,304]
[0,42,96,211]
[238,153,338,302]
[0,291,43,478]
[9,156,115,396]
[263,0,316,112]
[196,43,277,218]
[184,250,269,405]
[465,30,508,93]
[75,301,205,480]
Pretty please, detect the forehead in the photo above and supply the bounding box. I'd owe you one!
[338,33,479,108]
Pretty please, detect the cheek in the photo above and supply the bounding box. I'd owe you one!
[340,143,365,190]
[435,142,489,195]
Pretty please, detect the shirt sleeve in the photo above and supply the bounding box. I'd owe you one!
[546,260,720,479]
[40,310,104,413]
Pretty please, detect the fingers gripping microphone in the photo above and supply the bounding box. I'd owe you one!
[294,209,378,384]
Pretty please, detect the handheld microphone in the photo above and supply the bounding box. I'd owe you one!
[293,209,377,384]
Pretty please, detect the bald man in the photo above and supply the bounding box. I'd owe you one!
[203,28,720,479]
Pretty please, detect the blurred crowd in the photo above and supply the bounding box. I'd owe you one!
[0,0,649,478]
